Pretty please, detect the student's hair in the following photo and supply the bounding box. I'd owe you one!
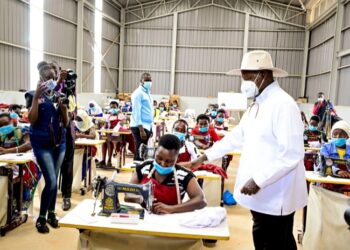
[310,115,320,123]
[158,134,181,152]
[0,113,11,120]
[196,114,210,123]
[173,119,189,132]
[110,101,118,107]
[140,72,151,81]
[158,102,165,107]
[217,109,225,115]
[37,61,51,79]
[318,92,324,96]
[9,104,21,111]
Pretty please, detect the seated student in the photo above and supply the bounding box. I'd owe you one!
[304,115,328,171]
[172,119,200,162]
[0,112,32,155]
[125,134,206,214]
[319,121,350,195]
[205,104,215,116]
[212,109,227,132]
[191,114,220,149]
[87,101,103,117]
[304,115,327,146]
[155,102,167,119]
[97,103,121,168]
[111,113,135,156]
[121,100,132,113]
[9,104,22,125]
[219,103,230,118]
[75,109,96,139]
[169,100,180,112]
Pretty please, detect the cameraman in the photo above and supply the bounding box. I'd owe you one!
[49,61,77,211]
[28,61,69,233]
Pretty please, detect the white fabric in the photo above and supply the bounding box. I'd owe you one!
[179,141,200,161]
[226,50,288,77]
[331,120,350,138]
[303,185,350,250]
[78,231,203,250]
[178,207,227,228]
[72,149,85,192]
[205,82,308,216]
[0,176,8,227]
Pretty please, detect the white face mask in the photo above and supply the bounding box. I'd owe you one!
[240,73,262,99]
[318,97,324,102]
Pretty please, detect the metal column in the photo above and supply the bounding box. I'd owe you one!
[300,29,310,98]
[118,8,126,93]
[170,12,178,95]
[76,0,84,93]
[243,13,250,55]
[329,1,344,104]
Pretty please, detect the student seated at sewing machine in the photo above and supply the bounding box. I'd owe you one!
[319,121,350,194]
[97,102,121,168]
[0,112,32,155]
[125,134,206,214]
[154,102,167,120]
[212,109,228,134]
[304,115,327,171]
[87,101,103,117]
[75,109,96,139]
[191,114,220,149]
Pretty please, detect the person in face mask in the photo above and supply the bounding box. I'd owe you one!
[312,92,328,120]
[0,113,32,155]
[172,119,200,163]
[320,120,350,179]
[125,134,206,214]
[213,109,227,132]
[154,102,167,119]
[303,115,328,171]
[191,114,220,149]
[130,73,154,161]
[75,110,96,140]
[87,101,103,117]
[181,50,306,250]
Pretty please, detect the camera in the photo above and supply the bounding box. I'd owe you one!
[51,92,69,106]
[65,69,77,91]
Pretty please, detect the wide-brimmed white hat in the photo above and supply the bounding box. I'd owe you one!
[226,50,288,77]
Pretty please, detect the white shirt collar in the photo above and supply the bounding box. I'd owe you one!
[255,81,279,103]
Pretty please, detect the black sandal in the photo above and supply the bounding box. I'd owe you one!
[47,212,59,228]
[36,217,49,234]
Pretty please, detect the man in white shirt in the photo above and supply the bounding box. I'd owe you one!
[182,50,308,250]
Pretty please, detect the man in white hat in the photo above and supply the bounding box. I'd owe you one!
[181,50,308,249]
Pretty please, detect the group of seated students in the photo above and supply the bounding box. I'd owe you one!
[303,112,350,195]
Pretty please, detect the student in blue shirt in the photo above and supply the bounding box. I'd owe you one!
[28,61,69,234]
[130,73,154,161]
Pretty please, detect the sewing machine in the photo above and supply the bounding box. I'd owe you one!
[92,175,154,217]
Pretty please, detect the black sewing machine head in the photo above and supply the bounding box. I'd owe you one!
[92,176,154,216]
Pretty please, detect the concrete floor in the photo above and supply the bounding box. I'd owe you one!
[0,156,303,250]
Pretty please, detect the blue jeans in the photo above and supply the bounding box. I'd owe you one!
[33,144,66,217]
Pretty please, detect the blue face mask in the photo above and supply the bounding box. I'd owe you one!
[153,161,174,175]
[109,108,119,115]
[143,81,152,92]
[89,106,96,111]
[309,125,318,132]
[211,111,217,117]
[0,124,15,135]
[217,117,224,123]
[332,138,347,147]
[10,112,19,119]
[199,126,209,133]
[159,107,164,112]
[173,132,186,142]
[173,104,177,108]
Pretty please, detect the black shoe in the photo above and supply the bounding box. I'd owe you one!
[106,162,113,168]
[36,217,49,234]
[97,161,106,168]
[47,212,59,228]
[62,198,71,211]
